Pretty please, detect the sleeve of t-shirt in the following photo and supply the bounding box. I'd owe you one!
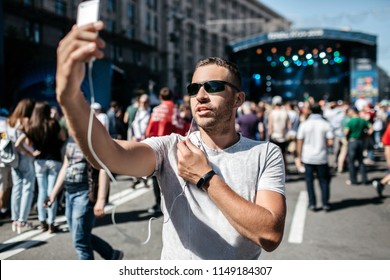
[257,142,286,196]
[326,123,334,139]
[296,123,304,140]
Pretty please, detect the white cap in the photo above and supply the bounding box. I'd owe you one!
[91,102,102,110]
[272,95,283,105]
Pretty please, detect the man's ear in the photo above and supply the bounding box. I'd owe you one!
[234,92,245,108]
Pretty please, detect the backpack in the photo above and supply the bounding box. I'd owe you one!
[0,137,19,168]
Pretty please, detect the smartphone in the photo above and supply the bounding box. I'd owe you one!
[77,0,100,27]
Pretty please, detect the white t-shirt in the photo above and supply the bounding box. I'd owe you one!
[96,113,109,131]
[143,131,285,260]
[269,108,289,142]
[297,114,334,165]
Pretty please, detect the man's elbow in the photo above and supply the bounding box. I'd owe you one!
[259,231,284,252]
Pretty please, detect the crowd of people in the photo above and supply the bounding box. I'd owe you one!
[1,86,389,258]
[234,95,389,205]
[0,22,388,259]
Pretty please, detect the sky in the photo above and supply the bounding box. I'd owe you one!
[260,0,390,75]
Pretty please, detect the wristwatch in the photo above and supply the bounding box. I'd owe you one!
[196,170,216,191]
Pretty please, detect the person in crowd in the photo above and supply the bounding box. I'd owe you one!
[107,100,126,140]
[372,105,384,150]
[296,103,334,211]
[323,101,345,169]
[6,98,36,233]
[0,108,12,218]
[123,96,140,141]
[131,94,151,142]
[285,101,303,173]
[236,101,259,140]
[91,102,111,201]
[344,106,373,186]
[25,101,66,233]
[360,103,376,164]
[337,105,351,173]
[128,94,151,188]
[254,104,266,141]
[46,136,123,260]
[268,95,291,174]
[372,116,390,197]
[55,22,286,259]
[91,102,109,131]
[175,103,194,137]
[145,87,178,214]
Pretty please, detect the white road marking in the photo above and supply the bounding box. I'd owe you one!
[288,190,308,244]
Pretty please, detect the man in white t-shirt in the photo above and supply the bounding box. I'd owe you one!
[297,103,334,212]
[91,102,109,130]
[90,102,111,202]
[55,20,286,260]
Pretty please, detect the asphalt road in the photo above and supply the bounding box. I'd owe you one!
[0,153,389,260]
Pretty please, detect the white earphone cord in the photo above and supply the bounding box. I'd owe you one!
[87,61,193,245]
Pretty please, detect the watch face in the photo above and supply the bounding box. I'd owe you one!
[196,178,205,189]
[197,170,216,190]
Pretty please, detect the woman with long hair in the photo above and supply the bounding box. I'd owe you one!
[7,98,36,234]
[26,101,66,233]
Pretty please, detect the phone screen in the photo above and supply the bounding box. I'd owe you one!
[77,0,100,27]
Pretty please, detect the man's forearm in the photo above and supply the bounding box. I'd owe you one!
[58,91,111,168]
[206,176,286,251]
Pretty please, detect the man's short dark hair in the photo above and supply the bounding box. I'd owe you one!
[159,87,173,100]
[194,57,242,89]
[310,103,322,115]
[348,105,359,113]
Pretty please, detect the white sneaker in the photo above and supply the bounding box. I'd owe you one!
[16,221,33,234]
[11,221,17,232]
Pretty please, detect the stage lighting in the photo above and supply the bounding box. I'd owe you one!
[252,74,261,80]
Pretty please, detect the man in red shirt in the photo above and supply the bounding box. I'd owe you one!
[145,87,179,213]
[145,87,178,137]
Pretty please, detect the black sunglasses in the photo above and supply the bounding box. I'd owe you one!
[186,80,241,96]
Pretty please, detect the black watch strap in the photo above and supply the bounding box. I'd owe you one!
[196,170,216,190]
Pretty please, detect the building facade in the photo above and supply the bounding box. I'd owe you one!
[1,0,290,109]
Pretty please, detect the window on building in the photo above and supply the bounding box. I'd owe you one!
[134,51,142,66]
[146,12,151,30]
[149,0,158,11]
[127,3,135,23]
[55,0,66,16]
[186,6,192,18]
[127,27,135,39]
[154,36,158,48]
[23,0,33,7]
[33,23,40,44]
[187,24,195,51]
[115,45,123,62]
[154,15,158,32]
[199,31,207,57]
[211,34,218,55]
[105,19,116,32]
[24,21,41,43]
[107,0,116,13]
[151,56,158,72]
